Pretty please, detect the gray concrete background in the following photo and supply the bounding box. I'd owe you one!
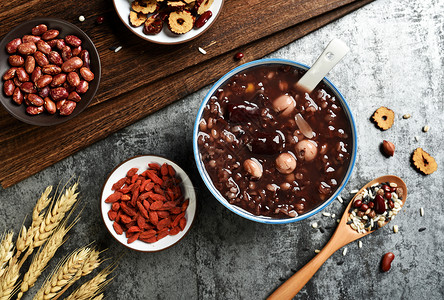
[1,0,443,299]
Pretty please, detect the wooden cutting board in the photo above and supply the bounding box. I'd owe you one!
[0,0,374,188]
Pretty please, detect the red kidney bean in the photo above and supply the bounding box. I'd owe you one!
[28,94,44,106]
[382,185,391,193]
[79,50,90,69]
[24,94,31,106]
[42,65,62,75]
[388,200,394,209]
[17,42,37,55]
[26,105,44,115]
[36,75,53,88]
[59,100,76,116]
[3,80,15,96]
[12,87,24,104]
[32,24,47,36]
[8,55,25,67]
[360,203,369,212]
[65,35,82,47]
[46,39,57,48]
[50,87,68,101]
[6,38,22,54]
[39,86,50,98]
[67,91,81,102]
[374,194,386,214]
[61,46,72,62]
[62,57,83,72]
[31,66,42,83]
[50,73,67,87]
[63,82,76,93]
[42,29,59,40]
[390,187,397,193]
[353,199,362,208]
[56,99,66,110]
[48,51,63,66]
[72,45,82,56]
[36,40,52,55]
[56,39,66,51]
[2,67,17,81]
[368,201,374,209]
[96,16,105,24]
[76,80,88,94]
[20,82,37,94]
[22,35,41,43]
[79,67,94,82]
[381,252,395,272]
[13,78,23,88]
[194,10,212,29]
[234,52,244,60]
[16,68,29,82]
[25,56,36,74]
[385,192,392,200]
[34,51,49,67]
[44,97,56,114]
[67,72,80,87]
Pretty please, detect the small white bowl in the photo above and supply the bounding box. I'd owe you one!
[100,155,196,252]
[113,0,224,45]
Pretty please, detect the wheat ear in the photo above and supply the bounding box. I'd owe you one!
[15,186,52,257]
[33,246,95,300]
[92,294,104,300]
[64,265,114,300]
[0,232,14,278]
[0,257,20,300]
[17,217,77,300]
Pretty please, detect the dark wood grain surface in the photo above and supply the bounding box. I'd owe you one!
[0,0,373,188]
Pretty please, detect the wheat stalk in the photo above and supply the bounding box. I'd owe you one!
[34,246,96,300]
[64,265,114,300]
[0,232,14,278]
[17,218,77,300]
[92,294,104,300]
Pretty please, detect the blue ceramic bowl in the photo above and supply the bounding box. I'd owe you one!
[193,58,357,224]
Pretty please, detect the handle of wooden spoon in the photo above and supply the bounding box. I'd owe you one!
[267,234,348,300]
[295,39,349,93]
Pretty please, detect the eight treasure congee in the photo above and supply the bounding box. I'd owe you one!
[197,64,352,218]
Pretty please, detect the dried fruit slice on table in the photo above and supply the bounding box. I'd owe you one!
[129,11,148,27]
[412,148,437,175]
[168,10,195,34]
[372,106,395,130]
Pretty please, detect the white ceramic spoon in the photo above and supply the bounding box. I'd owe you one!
[295,39,350,93]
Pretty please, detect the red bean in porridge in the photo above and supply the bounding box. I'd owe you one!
[197,64,352,218]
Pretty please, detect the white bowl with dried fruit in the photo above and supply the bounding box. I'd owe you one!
[113,0,224,44]
[100,155,197,252]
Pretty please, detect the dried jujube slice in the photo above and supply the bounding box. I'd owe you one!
[129,11,148,27]
[168,10,195,34]
[412,147,437,175]
[196,0,213,15]
[167,1,187,10]
[132,0,158,14]
[372,106,395,130]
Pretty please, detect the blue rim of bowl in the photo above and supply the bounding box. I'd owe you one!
[193,58,357,224]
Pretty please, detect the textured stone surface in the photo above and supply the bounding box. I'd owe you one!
[1,0,443,299]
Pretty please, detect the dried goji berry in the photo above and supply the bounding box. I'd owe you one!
[157,218,171,230]
[140,230,157,239]
[111,202,120,211]
[127,226,142,233]
[181,199,189,212]
[121,194,131,201]
[172,212,185,227]
[131,174,139,184]
[157,230,169,241]
[119,183,134,194]
[150,193,167,202]
[179,217,187,230]
[137,202,149,219]
[108,210,117,221]
[157,211,170,219]
[120,214,132,224]
[142,200,150,211]
[148,163,161,170]
[144,182,155,192]
[169,226,180,236]
[113,222,123,235]
[149,211,159,225]
[131,188,140,207]
[146,170,163,185]
[170,207,182,214]
[150,201,163,210]
[128,232,140,244]
[121,202,137,216]
[161,163,168,176]
[126,167,139,177]
[137,216,146,229]
[112,178,126,191]
[105,192,122,203]
[140,236,157,243]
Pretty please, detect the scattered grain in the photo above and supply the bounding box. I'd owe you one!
[423,125,430,132]
[198,47,207,55]
[393,225,399,233]
[79,15,85,22]
[342,247,348,256]
[402,114,411,119]
[420,207,424,217]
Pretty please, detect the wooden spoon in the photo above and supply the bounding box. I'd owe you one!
[268,175,408,300]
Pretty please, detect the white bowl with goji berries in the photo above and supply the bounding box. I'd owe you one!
[101,155,196,252]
